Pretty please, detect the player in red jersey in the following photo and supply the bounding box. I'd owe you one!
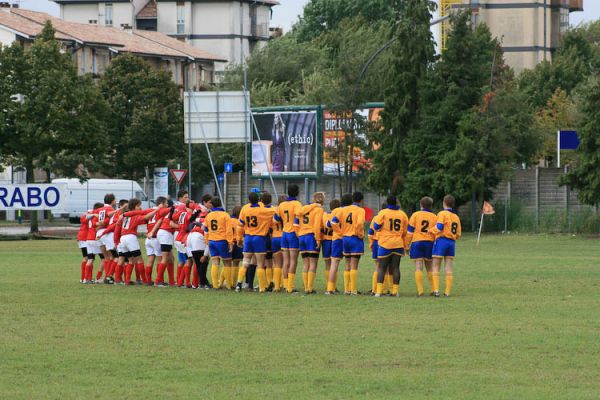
[120,199,163,285]
[187,207,209,288]
[100,199,128,283]
[77,211,91,283]
[94,194,117,283]
[144,196,167,285]
[174,200,199,288]
[83,203,104,284]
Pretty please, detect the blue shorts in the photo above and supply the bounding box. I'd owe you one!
[281,231,299,250]
[299,233,319,253]
[209,240,232,260]
[331,239,343,259]
[371,240,379,260]
[232,243,243,260]
[343,236,364,256]
[432,237,456,258]
[410,240,433,260]
[271,237,282,254]
[178,251,187,264]
[243,235,268,254]
[322,240,332,259]
[377,246,404,258]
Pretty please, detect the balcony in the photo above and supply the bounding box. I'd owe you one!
[250,16,269,39]
[569,0,583,12]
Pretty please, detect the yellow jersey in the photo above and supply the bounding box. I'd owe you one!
[230,215,242,242]
[331,204,365,238]
[372,207,409,250]
[204,209,234,244]
[367,220,379,248]
[275,198,302,233]
[327,207,344,241]
[270,206,283,238]
[238,203,276,238]
[406,210,437,244]
[322,212,333,241]
[431,209,462,241]
[296,203,325,241]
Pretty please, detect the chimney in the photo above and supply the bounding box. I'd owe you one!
[0,3,11,8]
[89,19,98,24]
[11,2,18,8]
[121,23,132,30]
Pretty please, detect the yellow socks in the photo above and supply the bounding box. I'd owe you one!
[287,273,296,293]
[326,281,335,292]
[371,271,377,293]
[427,271,434,290]
[324,268,329,282]
[218,268,225,288]
[307,271,316,292]
[223,266,231,289]
[376,282,384,295]
[273,267,282,290]
[343,270,350,292]
[432,272,440,293]
[237,266,247,283]
[415,270,424,296]
[444,273,453,296]
[384,273,392,293]
[350,270,358,293]
[391,284,399,296]
[231,266,239,288]
[211,265,219,288]
[257,268,267,292]
[266,267,273,285]
[302,271,309,290]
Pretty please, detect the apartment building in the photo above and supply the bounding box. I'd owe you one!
[53,0,279,72]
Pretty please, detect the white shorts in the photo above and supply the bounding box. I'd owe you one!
[86,240,101,255]
[117,242,126,255]
[157,229,174,246]
[95,228,106,240]
[145,237,161,257]
[120,234,140,253]
[100,232,116,251]
[78,240,87,249]
[187,232,209,258]
[174,240,187,255]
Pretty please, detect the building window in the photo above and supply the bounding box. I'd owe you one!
[176,4,185,34]
[105,3,113,26]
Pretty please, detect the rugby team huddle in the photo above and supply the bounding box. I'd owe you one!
[76,184,461,297]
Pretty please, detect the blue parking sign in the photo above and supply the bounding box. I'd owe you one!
[224,163,233,173]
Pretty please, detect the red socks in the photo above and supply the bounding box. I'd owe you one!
[135,263,146,283]
[124,263,134,284]
[184,265,191,287]
[80,261,86,281]
[192,266,199,287]
[145,266,153,284]
[155,263,166,284]
[85,263,93,281]
[167,263,175,285]
[115,263,123,283]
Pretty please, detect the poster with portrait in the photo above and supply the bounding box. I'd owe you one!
[252,111,318,176]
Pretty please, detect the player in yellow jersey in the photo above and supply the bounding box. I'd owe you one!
[367,202,386,295]
[321,199,339,288]
[430,194,462,297]
[218,205,242,289]
[270,195,286,292]
[296,192,325,294]
[236,192,276,292]
[204,197,234,290]
[274,185,302,293]
[261,192,276,292]
[325,194,352,294]
[330,192,365,295]
[406,196,437,296]
[372,195,408,297]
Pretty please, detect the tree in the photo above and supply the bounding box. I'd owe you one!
[561,76,600,206]
[0,22,108,232]
[292,0,394,43]
[99,54,184,179]
[366,0,437,196]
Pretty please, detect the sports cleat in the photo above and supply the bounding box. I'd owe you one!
[334,289,340,293]
[417,293,424,297]
[444,293,450,297]
[178,285,186,289]
[350,291,359,296]
[267,282,275,292]
[79,279,83,284]
[374,293,381,298]
[325,291,334,295]
[343,291,351,295]
[430,292,435,296]
[433,291,440,297]
[136,280,143,285]
[82,279,91,284]
[126,281,135,286]
[156,282,169,288]
[235,283,242,292]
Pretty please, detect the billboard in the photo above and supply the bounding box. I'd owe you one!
[153,167,169,198]
[323,107,383,175]
[252,111,318,176]
[0,184,67,211]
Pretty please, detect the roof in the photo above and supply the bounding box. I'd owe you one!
[137,0,157,19]
[0,8,227,62]
[54,0,278,4]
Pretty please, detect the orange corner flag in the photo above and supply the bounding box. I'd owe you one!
[482,201,495,215]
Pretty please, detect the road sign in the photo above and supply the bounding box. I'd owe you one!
[224,163,233,173]
[217,173,224,183]
[171,169,188,185]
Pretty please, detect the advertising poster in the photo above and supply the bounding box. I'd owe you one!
[323,108,383,175]
[153,167,169,198]
[252,111,318,176]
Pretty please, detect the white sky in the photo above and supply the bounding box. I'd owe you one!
[17,0,600,32]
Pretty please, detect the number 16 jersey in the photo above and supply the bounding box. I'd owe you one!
[372,207,409,250]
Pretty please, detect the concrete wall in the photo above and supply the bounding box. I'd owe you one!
[0,26,16,47]
[61,2,134,27]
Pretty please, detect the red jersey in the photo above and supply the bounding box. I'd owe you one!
[114,219,122,245]
[122,209,153,236]
[173,206,191,242]
[96,205,114,229]
[77,214,89,241]
[147,207,161,238]
[86,214,98,241]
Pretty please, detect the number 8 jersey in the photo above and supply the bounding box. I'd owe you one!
[431,209,462,241]
[372,206,409,250]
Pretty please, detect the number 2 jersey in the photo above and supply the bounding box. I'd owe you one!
[431,209,462,241]
[406,210,437,245]
[372,207,409,250]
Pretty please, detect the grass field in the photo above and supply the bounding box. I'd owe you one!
[0,234,599,399]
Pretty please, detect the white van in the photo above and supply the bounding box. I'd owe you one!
[51,178,147,221]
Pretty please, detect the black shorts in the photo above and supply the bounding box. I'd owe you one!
[129,250,142,258]
[161,244,173,252]
[110,249,118,258]
[80,247,88,258]
[87,253,96,260]
[266,252,273,260]
[301,253,319,259]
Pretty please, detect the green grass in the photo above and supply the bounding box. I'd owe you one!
[0,234,599,399]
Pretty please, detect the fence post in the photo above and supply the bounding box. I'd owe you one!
[304,178,310,203]
[505,180,511,233]
[224,172,228,211]
[564,165,570,232]
[535,166,540,232]
[238,171,243,205]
